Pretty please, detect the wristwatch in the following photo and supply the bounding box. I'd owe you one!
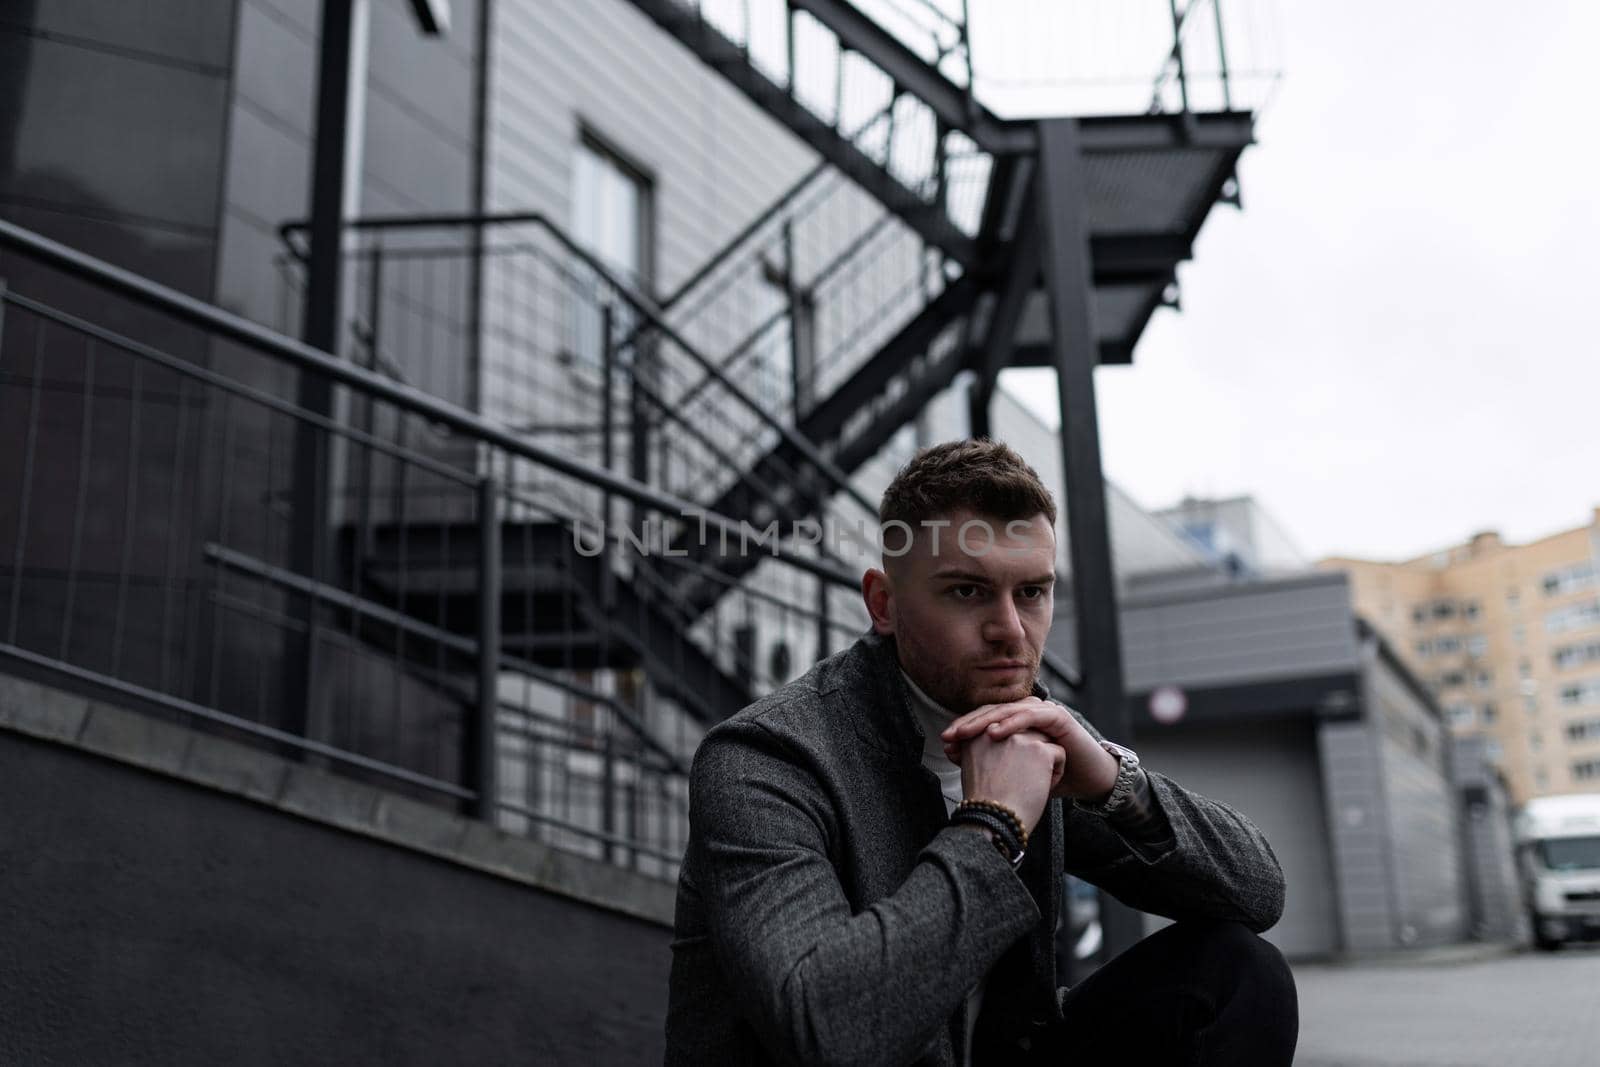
[1077,739,1141,817]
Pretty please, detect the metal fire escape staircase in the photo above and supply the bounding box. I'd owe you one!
[265,0,1259,728]
[620,0,1257,614]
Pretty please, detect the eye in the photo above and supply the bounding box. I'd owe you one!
[950,584,983,600]
[1018,586,1048,601]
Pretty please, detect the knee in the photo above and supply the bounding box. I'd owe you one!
[1171,920,1297,1008]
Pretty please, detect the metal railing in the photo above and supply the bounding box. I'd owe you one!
[0,218,875,881]
[272,184,966,618]
[962,0,1280,119]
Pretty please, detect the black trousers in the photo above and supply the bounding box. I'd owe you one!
[979,920,1299,1066]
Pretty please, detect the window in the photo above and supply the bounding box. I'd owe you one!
[1485,739,1504,762]
[1574,759,1600,782]
[1466,633,1489,656]
[1445,703,1476,727]
[1464,600,1481,620]
[1432,600,1457,620]
[1530,731,1543,751]
[1546,598,1600,635]
[1565,718,1600,743]
[569,134,652,371]
[1525,696,1540,715]
[1559,679,1600,707]
[1438,670,1467,689]
[1543,561,1599,597]
[1481,703,1498,724]
[1508,588,1521,607]
[1473,669,1494,690]
[1418,635,1466,658]
[1538,835,1600,869]
[1554,640,1600,671]
[1412,605,1427,626]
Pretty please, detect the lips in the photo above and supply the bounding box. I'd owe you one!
[977,662,1027,671]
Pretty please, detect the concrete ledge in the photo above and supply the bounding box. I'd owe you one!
[0,673,90,742]
[0,671,676,927]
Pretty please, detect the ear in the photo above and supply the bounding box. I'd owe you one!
[861,568,895,635]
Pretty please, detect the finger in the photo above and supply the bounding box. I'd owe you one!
[939,704,1003,739]
[984,706,1070,741]
[941,701,1031,740]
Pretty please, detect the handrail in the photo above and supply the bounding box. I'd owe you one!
[0,217,860,590]
[204,543,694,775]
[653,105,894,316]
[275,210,878,519]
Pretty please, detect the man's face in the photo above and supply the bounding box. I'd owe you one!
[863,510,1056,714]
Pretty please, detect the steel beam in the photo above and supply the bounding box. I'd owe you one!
[789,0,1032,155]
[623,0,977,264]
[1035,117,1142,958]
[1074,110,1253,152]
[1088,233,1193,279]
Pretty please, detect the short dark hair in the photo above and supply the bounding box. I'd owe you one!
[879,439,1056,529]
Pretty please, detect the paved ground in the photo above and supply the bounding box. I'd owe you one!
[1293,943,1600,1066]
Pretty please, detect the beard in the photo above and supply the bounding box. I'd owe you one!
[900,642,1041,714]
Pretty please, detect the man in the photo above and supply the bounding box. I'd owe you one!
[665,440,1297,1066]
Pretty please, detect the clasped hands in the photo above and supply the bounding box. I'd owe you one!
[940,697,1119,832]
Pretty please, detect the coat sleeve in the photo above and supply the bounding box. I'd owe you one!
[688,720,1038,1067]
[1060,708,1287,933]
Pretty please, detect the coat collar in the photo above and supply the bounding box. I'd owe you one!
[835,631,1053,764]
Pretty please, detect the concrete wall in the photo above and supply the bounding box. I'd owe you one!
[0,675,673,1066]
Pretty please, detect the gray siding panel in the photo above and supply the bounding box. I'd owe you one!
[1317,718,1398,953]
[1134,719,1340,959]
[1369,646,1469,947]
[489,0,817,293]
[1053,574,1362,693]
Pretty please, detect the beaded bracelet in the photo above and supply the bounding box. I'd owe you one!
[953,799,1029,852]
[951,807,1025,864]
[952,809,1024,866]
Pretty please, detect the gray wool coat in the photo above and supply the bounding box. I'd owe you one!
[664,632,1286,1067]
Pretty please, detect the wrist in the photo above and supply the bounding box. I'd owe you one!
[951,799,1028,868]
[1083,746,1121,803]
[1075,740,1142,816]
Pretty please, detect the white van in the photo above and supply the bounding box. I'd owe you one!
[1514,794,1600,950]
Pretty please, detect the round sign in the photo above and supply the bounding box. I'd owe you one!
[1149,685,1187,725]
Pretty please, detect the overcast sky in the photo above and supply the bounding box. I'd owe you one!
[993,1,1600,562]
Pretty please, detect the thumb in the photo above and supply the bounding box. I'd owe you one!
[1049,744,1066,789]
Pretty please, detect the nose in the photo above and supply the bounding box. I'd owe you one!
[982,597,1026,646]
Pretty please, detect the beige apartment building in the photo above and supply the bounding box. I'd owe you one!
[1322,508,1600,804]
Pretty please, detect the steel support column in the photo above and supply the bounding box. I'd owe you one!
[1035,117,1142,960]
[288,0,368,745]
[967,197,1042,439]
[471,477,501,822]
